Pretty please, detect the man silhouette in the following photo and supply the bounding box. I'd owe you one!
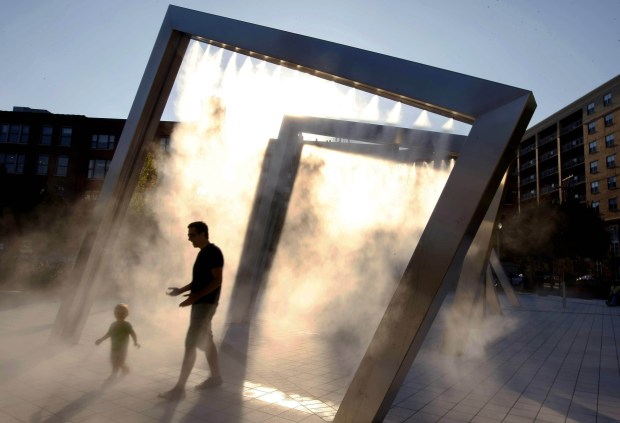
[159,221,224,400]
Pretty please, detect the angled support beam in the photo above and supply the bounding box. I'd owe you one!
[335,96,534,422]
[442,177,505,355]
[485,265,503,316]
[489,248,521,307]
[52,17,190,342]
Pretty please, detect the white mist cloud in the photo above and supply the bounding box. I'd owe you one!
[99,40,462,368]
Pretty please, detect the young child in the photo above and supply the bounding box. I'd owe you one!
[95,303,140,379]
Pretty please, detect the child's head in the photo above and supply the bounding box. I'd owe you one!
[114,303,129,320]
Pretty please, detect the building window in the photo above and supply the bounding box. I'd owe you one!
[608,154,616,168]
[0,153,26,174]
[160,137,171,153]
[56,156,69,176]
[590,160,599,173]
[591,181,600,194]
[2,124,30,144]
[604,92,612,107]
[59,127,72,146]
[610,225,619,241]
[36,154,49,175]
[606,134,616,147]
[589,140,598,153]
[88,159,110,180]
[592,201,600,213]
[609,197,618,212]
[41,125,53,145]
[588,122,597,134]
[609,176,617,190]
[91,134,116,150]
[587,102,595,115]
[605,113,614,127]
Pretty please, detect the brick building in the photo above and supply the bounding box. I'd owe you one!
[0,107,173,285]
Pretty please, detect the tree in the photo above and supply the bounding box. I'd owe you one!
[553,199,609,260]
[501,199,609,292]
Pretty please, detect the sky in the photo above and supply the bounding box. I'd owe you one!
[1,0,619,127]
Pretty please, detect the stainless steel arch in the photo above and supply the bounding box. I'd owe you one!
[52,5,535,422]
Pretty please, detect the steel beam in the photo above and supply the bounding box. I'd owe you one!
[229,116,466,325]
[490,248,521,307]
[336,96,534,422]
[441,178,505,356]
[485,265,503,315]
[52,15,190,342]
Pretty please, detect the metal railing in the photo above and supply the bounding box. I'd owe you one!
[520,144,536,155]
[538,133,557,147]
[561,137,583,152]
[560,119,582,135]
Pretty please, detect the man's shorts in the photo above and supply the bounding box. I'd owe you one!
[185,303,218,350]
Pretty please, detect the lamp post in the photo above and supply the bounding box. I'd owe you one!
[559,175,573,308]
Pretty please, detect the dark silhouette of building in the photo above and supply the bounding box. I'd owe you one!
[0,107,173,281]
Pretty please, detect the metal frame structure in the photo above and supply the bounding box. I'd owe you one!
[229,115,466,325]
[53,5,535,422]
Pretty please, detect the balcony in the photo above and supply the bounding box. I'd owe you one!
[560,119,582,135]
[540,184,558,195]
[561,137,584,152]
[521,191,537,201]
[571,175,586,185]
[519,144,536,156]
[538,133,557,147]
[520,159,536,171]
[539,167,558,178]
[562,157,584,170]
[520,174,536,186]
[539,149,557,162]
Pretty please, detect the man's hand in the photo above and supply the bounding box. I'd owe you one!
[167,287,182,296]
[179,293,196,307]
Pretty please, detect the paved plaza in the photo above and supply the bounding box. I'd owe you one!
[1,291,619,423]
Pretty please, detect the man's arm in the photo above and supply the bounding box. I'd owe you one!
[167,283,192,296]
[179,267,223,307]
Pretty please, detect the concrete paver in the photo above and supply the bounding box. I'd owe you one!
[1,293,619,422]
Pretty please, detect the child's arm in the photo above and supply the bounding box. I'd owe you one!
[95,331,110,345]
[130,329,140,348]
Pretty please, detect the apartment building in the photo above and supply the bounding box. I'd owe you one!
[505,74,620,253]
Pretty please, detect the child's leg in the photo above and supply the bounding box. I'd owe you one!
[111,352,122,377]
[117,350,130,375]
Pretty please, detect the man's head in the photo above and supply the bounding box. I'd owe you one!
[188,221,210,248]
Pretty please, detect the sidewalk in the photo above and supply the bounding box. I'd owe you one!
[0,293,619,422]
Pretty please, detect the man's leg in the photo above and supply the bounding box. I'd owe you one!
[159,348,195,400]
[196,305,223,389]
[160,309,202,400]
[176,347,197,387]
[205,336,221,379]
